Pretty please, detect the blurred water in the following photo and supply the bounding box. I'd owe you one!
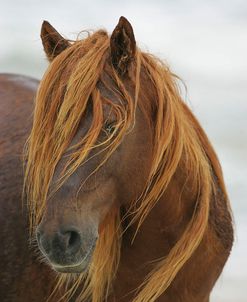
[0,1,246,301]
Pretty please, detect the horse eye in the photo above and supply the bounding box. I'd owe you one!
[104,122,116,134]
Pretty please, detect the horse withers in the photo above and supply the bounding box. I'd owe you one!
[1,17,233,302]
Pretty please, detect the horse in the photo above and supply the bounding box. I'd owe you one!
[0,74,57,301]
[0,17,233,302]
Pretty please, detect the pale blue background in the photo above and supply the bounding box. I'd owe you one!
[1,1,246,301]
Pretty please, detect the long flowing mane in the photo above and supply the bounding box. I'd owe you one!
[24,29,230,302]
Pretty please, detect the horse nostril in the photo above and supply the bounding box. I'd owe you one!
[35,225,84,265]
[59,229,81,253]
[68,231,80,248]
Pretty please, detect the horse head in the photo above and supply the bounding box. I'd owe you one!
[30,17,153,274]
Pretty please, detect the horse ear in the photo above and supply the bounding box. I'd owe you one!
[110,16,136,75]
[41,21,70,62]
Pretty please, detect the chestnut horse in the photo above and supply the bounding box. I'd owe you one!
[1,17,233,302]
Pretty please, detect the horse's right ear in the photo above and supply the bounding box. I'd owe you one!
[41,21,70,62]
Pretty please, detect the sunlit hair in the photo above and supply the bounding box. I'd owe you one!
[24,30,230,302]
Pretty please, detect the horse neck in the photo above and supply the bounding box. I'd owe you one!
[125,157,197,248]
[113,157,198,301]
[111,73,232,301]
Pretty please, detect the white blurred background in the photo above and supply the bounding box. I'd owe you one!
[0,1,246,301]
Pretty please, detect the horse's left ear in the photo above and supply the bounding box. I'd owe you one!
[110,16,136,75]
[41,21,70,62]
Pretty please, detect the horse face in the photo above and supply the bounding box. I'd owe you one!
[35,17,153,273]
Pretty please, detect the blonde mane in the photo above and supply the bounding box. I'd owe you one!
[24,30,228,302]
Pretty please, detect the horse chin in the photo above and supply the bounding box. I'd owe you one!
[52,246,94,274]
[53,261,89,273]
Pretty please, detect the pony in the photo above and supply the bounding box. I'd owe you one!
[1,17,233,302]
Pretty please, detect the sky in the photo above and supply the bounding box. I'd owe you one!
[0,1,246,301]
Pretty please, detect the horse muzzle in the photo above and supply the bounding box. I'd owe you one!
[36,224,97,273]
